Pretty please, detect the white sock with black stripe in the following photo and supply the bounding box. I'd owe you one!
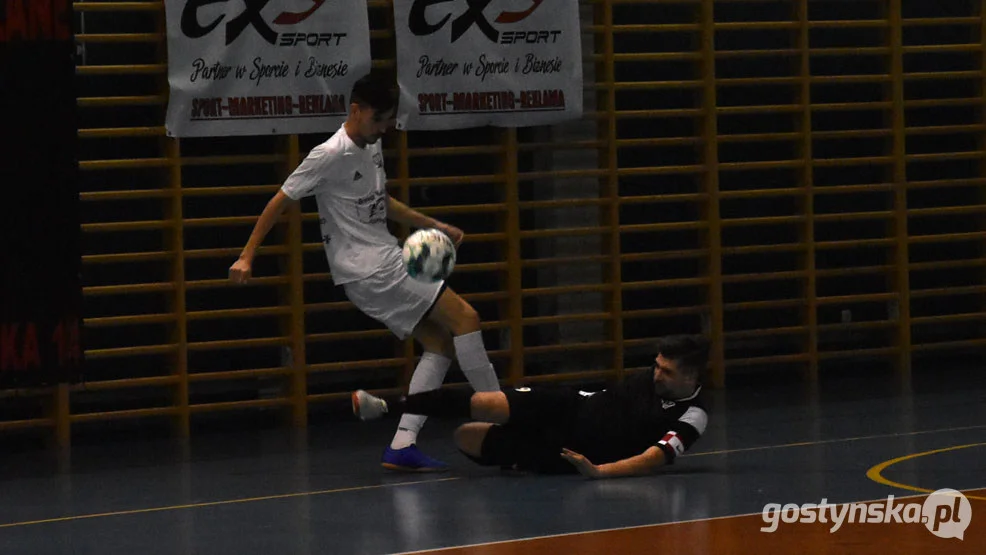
[390,352,451,450]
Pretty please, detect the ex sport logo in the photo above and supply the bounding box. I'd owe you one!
[180,0,332,46]
[409,0,553,44]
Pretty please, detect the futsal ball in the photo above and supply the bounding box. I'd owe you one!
[402,228,456,282]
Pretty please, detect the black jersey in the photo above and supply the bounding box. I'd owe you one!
[569,370,708,465]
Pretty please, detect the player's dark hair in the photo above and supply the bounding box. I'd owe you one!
[655,334,710,383]
[350,71,397,116]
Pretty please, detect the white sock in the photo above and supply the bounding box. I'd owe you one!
[453,331,501,392]
[390,352,451,450]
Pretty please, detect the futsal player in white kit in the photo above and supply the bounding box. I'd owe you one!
[229,72,501,471]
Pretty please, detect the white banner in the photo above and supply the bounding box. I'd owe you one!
[163,0,372,137]
[392,0,583,130]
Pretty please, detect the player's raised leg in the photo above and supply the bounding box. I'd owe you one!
[425,288,501,392]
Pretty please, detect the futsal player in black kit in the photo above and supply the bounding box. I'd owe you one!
[353,334,710,478]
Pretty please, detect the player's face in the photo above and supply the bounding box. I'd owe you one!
[358,105,395,144]
[652,354,696,399]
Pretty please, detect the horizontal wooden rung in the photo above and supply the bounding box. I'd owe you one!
[186,276,290,290]
[522,341,615,355]
[306,329,393,342]
[815,265,894,278]
[720,215,806,227]
[82,220,172,232]
[909,231,986,244]
[726,353,811,367]
[186,337,290,351]
[79,126,166,138]
[723,299,804,311]
[0,418,55,431]
[76,33,160,43]
[721,270,806,283]
[622,306,708,319]
[85,313,177,327]
[911,313,986,325]
[71,407,177,423]
[717,104,803,115]
[84,283,174,296]
[814,238,896,249]
[84,344,178,358]
[720,243,807,255]
[81,189,172,201]
[817,347,899,360]
[79,95,167,107]
[187,367,291,382]
[911,338,986,352]
[907,204,986,217]
[817,321,897,332]
[522,312,613,326]
[816,292,897,305]
[308,358,408,374]
[813,211,894,222]
[813,183,894,195]
[909,259,986,271]
[76,375,178,390]
[910,285,986,298]
[622,277,710,290]
[724,326,806,340]
[77,64,166,75]
[188,398,291,414]
[520,284,613,297]
[187,306,292,320]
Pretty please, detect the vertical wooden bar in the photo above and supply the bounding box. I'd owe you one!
[54,383,70,448]
[797,0,818,383]
[888,0,912,384]
[156,5,189,437]
[165,138,190,437]
[397,130,416,387]
[700,0,725,388]
[978,1,986,343]
[597,0,623,380]
[503,128,524,386]
[285,135,308,427]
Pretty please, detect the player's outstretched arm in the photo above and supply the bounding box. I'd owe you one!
[561,447,666,479]
[229,190,297,284]
[387,196,464,246]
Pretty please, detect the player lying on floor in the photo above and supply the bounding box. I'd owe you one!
[353,334,710,478]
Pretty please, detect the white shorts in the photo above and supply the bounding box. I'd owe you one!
[342,251,446,340]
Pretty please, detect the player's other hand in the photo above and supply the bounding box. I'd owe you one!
[435,222,464,248]
[229,258,253,284]
[561,448,600,478]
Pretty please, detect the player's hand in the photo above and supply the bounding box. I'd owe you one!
[435,222,464,248]
[561,448,601,478]
[229,257,253,284]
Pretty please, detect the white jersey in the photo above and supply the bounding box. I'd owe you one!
[281,124,398,284]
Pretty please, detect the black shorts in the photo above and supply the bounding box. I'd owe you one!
[463,386,585,474]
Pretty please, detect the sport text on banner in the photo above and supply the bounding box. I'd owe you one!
[164,0,372,137]
[393,0,584,130]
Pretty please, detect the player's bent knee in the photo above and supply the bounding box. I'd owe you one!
[470,392,509,423]
[454,422,491,457]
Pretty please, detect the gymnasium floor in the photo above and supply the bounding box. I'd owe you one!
[1,362,984,554]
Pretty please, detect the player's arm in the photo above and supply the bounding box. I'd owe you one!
[229,190,297,283]
[562,405,709,479]
[230,148,329,284]
[562,446,667,479]
[387,196,464,246]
